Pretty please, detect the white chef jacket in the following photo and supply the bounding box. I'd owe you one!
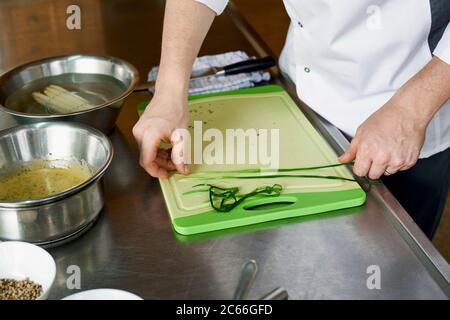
[196,0,450,158]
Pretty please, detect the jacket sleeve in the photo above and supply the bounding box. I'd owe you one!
[434,24,450,64]
[195,0,229,15]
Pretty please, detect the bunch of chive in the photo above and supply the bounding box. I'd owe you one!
[183,162,358,212]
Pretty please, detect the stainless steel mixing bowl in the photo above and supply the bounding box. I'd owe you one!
[0,122,113,245]
[0,54,139,134]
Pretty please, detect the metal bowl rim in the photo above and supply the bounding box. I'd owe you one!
[0,54,139,117]
[0,121,114,209]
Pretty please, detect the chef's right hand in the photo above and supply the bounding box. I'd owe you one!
[132,91,189,178]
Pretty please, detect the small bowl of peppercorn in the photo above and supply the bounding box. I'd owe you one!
[0,241,56,300]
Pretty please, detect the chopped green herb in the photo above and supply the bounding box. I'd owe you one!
[181,163,360,212]
[192,183,283,212]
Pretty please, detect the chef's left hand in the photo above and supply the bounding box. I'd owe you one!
[338,98,426,179]
[338,56,449,180]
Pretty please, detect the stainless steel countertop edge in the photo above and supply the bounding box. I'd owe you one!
[311,109,450,294]
[226,1,450,297]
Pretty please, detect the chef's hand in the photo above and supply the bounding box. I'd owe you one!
[338,100,425,179]
[132,0,215,178]
[338,56,450,179]
[132,92,189,178]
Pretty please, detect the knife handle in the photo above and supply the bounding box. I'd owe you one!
[223,56,276,76]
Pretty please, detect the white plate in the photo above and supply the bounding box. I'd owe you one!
[62,289,143,300]
[0,241,56,300]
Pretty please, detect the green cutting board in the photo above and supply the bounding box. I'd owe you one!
[138,85,366,235]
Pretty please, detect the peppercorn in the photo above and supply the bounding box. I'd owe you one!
[0,278,43,300]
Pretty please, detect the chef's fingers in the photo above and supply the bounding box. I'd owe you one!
[368,155,389,180]
[383,157,406,176]
[139,128,169,178]
[399,154,418,171]
[383,167,396,176]
[171,128,189,175]
[159,148,171,159]
[155,152,177,171]
[338,138,358,163]
[352,148,372,177]
[399,164,413,171]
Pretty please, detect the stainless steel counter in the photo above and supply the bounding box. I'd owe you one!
[0,0,449,299]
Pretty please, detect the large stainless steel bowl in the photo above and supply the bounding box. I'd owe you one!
[0,54,139,134]
[0,122,113,245]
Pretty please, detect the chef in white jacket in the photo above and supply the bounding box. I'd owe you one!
[133,0,450,239]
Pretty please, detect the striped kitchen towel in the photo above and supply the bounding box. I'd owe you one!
[147,51,271,96]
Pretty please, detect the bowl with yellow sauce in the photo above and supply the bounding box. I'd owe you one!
[0,122,113,245]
